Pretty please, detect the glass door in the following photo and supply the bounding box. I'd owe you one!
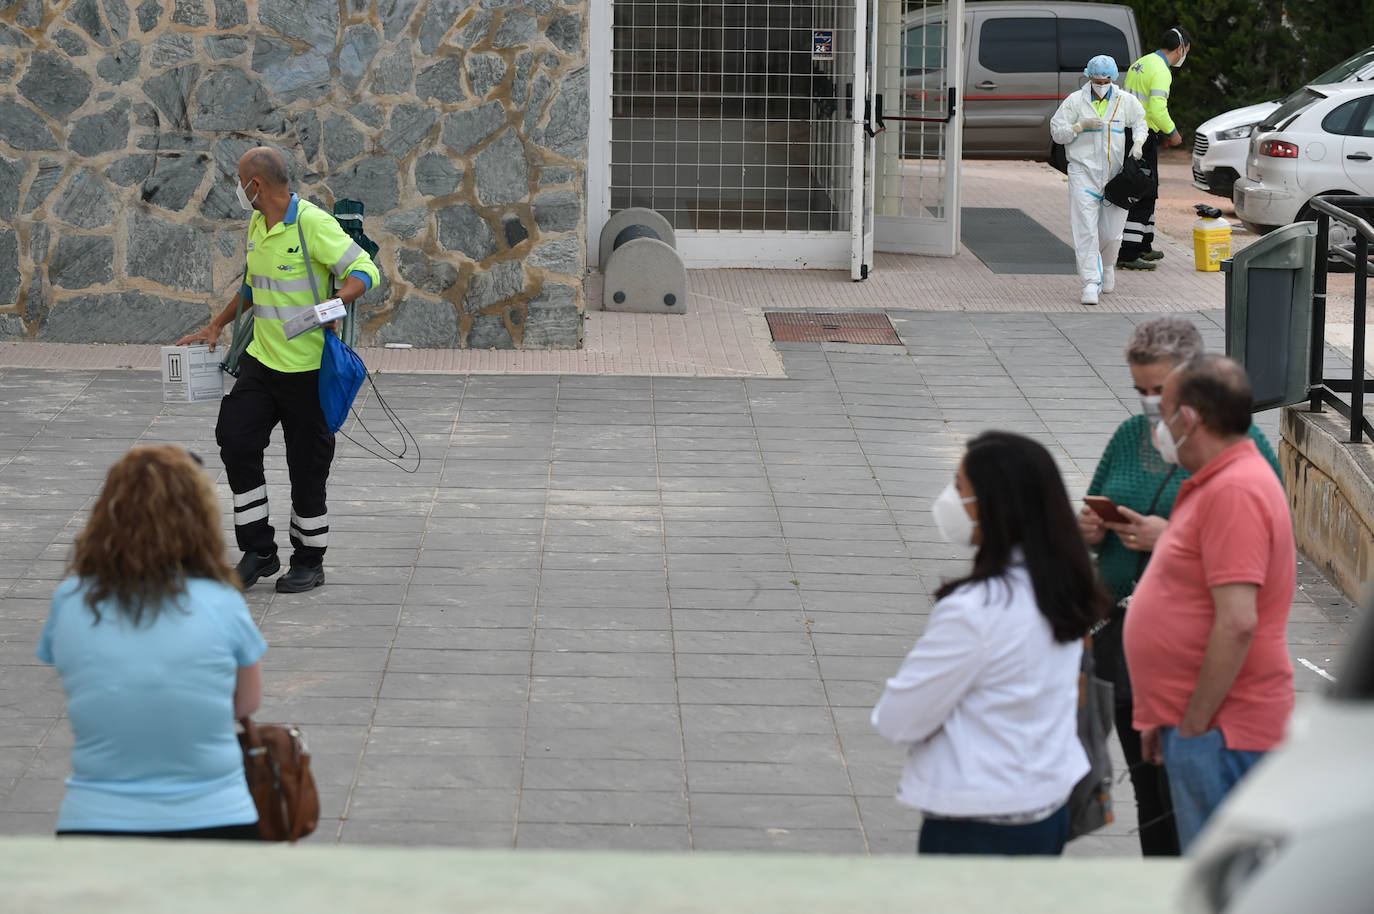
[863,0,963,257]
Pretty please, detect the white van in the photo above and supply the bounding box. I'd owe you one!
[904,2,1142,164]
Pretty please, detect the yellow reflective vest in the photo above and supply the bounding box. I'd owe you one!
[241,195,380,373]
[1124,51,1175,136]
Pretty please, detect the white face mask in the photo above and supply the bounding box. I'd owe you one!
[1091,82,1111,98]
[1140,394,1162,422]
[1173,51,1187,68]
[234,177,259,212]
[1154,409,1190,465]
[932,482,978,545]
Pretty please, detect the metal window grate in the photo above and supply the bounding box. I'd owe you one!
[765,311,902,344]
[610,1,855,233]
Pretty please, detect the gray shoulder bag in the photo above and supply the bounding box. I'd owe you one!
[219,233,254,378]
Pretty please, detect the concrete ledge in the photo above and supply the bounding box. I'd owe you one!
[1280,406,1374,601]
[0,839,1184,914]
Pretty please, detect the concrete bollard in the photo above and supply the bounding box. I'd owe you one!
[598,208,688,314]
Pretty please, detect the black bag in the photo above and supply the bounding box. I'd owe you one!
[1068,632,1116,839]
[1103,128,1157,209]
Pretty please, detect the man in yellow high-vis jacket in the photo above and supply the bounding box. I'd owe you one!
[1117,27,1191,271]
[179,147,380,593]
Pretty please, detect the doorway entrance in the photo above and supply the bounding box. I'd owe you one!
[587,0,963,274]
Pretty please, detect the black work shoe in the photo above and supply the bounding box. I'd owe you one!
[235,552,281,589]
[275,563,325,593]
[1140,250,1164,261]
[1116,258,1158,271]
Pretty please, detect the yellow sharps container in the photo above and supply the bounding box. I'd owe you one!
[1193,203,1232,272]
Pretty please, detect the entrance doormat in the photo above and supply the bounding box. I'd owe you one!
[765,311,902,345]
[962,207,1076,274]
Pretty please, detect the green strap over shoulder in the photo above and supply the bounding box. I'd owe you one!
[297,205,358,348]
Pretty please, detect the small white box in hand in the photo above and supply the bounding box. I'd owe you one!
[282,299,348,340]
[161,345,224,403]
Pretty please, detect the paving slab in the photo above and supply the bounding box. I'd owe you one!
[0,309,1362,861]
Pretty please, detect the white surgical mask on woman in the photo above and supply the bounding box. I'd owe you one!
[932,482,978,545]
[1140,394,1162,422]
[1154,409,1190,465]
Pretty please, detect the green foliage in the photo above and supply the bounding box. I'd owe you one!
[1097,0,1373,134]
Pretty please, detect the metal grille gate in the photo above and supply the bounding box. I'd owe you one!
[610,1,856,235]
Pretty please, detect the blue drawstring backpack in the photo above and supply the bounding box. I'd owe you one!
[319,328,366,434]
[288,200,373,434]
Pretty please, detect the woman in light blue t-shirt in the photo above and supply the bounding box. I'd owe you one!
[37,445,267,839]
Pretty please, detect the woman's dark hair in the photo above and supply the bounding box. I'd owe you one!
[936,431,1110,642]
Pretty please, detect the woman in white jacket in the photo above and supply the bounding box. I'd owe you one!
[873,431,1110,855]
[1050,54,1149,306]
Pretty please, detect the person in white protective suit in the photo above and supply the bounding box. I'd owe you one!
[1049,55,1148,305]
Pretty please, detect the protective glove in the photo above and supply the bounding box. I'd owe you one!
[1074,116,1103,134]
[1130,139,1145,158]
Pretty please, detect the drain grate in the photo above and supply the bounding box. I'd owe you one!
[764,311,902,345]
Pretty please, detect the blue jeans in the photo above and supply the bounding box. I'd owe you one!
[1159,726,1264,850]
[918,804,1070,856]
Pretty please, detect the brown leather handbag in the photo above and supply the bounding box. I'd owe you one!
[238,717,320,842]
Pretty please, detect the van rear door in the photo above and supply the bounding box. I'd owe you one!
[963,7,1058,158]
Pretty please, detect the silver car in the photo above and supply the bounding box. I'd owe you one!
[1193,46,1374,199]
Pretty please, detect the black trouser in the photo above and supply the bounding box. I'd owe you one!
[1117,132,1160,262]
[217,353,333,567]
[1093,614,1181,857]
[918,804,1070,856]
[59,822,261,840]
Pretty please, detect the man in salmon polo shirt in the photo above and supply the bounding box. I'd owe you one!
[1123,354,1296,850]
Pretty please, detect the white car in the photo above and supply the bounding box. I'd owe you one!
[1193,46,1374,199]
[1232,83,1374,248]
[1179,612,1374,914]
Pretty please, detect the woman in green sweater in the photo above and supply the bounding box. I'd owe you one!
[1079,316,1280,857]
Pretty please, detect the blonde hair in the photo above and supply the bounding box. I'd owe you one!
[69,446,238,623]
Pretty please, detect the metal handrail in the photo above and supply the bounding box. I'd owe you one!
[1308,195,1374,443]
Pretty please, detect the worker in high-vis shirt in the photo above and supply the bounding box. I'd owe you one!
[178,147,380,593]
[1116,27,1190,271]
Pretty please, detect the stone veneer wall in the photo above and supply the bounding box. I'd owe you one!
[0,0,587,349]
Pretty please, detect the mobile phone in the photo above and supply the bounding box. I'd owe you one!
[1084,496,1126,524]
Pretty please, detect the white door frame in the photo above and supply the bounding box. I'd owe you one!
[850,0,874,280]
[586,0,613,269]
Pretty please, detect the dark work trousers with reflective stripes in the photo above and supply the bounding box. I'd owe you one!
[216,353,333,568]
[1117,131,1160,262]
